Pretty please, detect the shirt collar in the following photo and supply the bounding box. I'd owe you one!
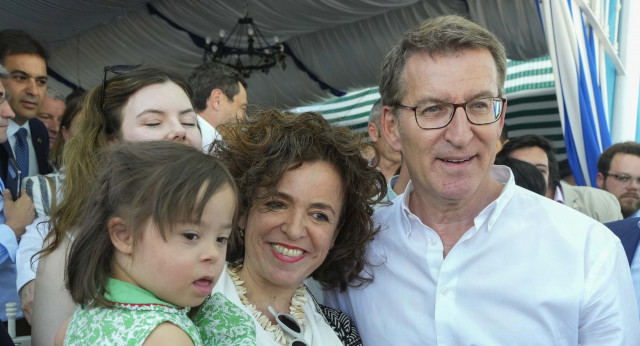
[398,165,515,236]
[105,278,179,308]
[7,119,30,138]
[553,185,564,204]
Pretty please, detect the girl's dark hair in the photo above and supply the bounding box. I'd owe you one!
[66,141,238,308]
[215,109,386,291]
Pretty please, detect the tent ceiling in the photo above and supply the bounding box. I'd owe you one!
[0,0,547,109]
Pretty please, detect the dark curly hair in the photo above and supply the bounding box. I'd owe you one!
[214,109,386,291]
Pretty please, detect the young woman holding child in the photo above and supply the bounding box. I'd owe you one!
[31,67,203,344]
[56,141,237,345]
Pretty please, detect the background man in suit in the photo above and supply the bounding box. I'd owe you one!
[499,134,622,223]
[188,62,248,150]
[605,217,640,322]
[597,141,640,218]
[0,64,36,337]
[35,90,66,151]
[368,99,402,183]
[0,29,50,181]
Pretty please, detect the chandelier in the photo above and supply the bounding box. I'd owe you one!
[203,4,286,78]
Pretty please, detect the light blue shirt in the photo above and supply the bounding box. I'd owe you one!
[631,231,640,322]
[0,177,24,321]
[629,209,640,219]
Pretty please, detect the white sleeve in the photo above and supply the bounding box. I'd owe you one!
[578,239,640,344]
[16,216,51,292]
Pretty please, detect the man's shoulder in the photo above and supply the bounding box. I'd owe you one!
[28,117,47,134]
[561,181,616,200]
[605,217,640,244]
[560,181,622,222]
[504,186,617,242]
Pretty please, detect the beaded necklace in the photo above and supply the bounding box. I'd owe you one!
[227,265,307,345]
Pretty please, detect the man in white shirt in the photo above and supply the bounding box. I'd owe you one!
[188,62,248,151]
[324,15,640,345]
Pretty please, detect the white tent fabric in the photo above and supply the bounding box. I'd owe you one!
[0,0,548,109]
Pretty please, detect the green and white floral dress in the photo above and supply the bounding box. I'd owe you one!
[64,278,202,345]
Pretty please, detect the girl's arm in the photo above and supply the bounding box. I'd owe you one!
[54,316,72,346]
[32,235,77,345]
[143,322,194,346]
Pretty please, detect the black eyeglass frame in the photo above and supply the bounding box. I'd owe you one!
[394,97,507,130]
[604,172,640,186]
[100,64,142,110]
[267,306,308,346]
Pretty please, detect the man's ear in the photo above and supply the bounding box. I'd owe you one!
[109,217,133,255]
[209,89,226,111]
[368,122,379,142]
[596,172,605,189]
[381,105,402,152]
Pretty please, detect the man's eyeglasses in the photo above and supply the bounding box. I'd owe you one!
[0,92,9,105]
[605,172,640,186]
[100,64,141,110]
[395,97,507,130]
[267,306,308,346]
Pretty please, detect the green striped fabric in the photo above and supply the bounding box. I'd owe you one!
[295,56,566,161]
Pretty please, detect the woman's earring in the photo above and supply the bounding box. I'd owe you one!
[239,228,245,238]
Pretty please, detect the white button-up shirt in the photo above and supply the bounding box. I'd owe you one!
[325,166,640,345]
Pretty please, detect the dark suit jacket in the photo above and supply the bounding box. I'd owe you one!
[0,118,50,183]
[605,217,640,265]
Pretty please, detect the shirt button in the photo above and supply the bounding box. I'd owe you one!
[441,287,449,295]
[430,238,437,245]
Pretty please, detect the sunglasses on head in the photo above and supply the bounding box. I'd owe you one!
[268,306,308,346]
[100,64,141,110]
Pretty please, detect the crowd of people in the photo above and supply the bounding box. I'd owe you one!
[1,14,640,346]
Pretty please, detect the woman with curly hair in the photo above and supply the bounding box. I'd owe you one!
[194,109,385,345]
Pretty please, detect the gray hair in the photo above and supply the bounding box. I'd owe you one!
[368,99,382,125]
[379,15,507,117]
[46,88,66,102]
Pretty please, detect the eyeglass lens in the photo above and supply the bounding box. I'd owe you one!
[268,306,308,346]
[277,314,302,334]
[610,173,640,185]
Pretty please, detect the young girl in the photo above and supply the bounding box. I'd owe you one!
[57,141,237,346]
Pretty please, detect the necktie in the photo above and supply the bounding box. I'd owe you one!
[15,128,30,176]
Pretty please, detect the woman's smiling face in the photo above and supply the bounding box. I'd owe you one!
[240,160,344,289]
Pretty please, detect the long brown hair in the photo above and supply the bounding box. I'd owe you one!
[66,141,237,308]
[40,67,194,258]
